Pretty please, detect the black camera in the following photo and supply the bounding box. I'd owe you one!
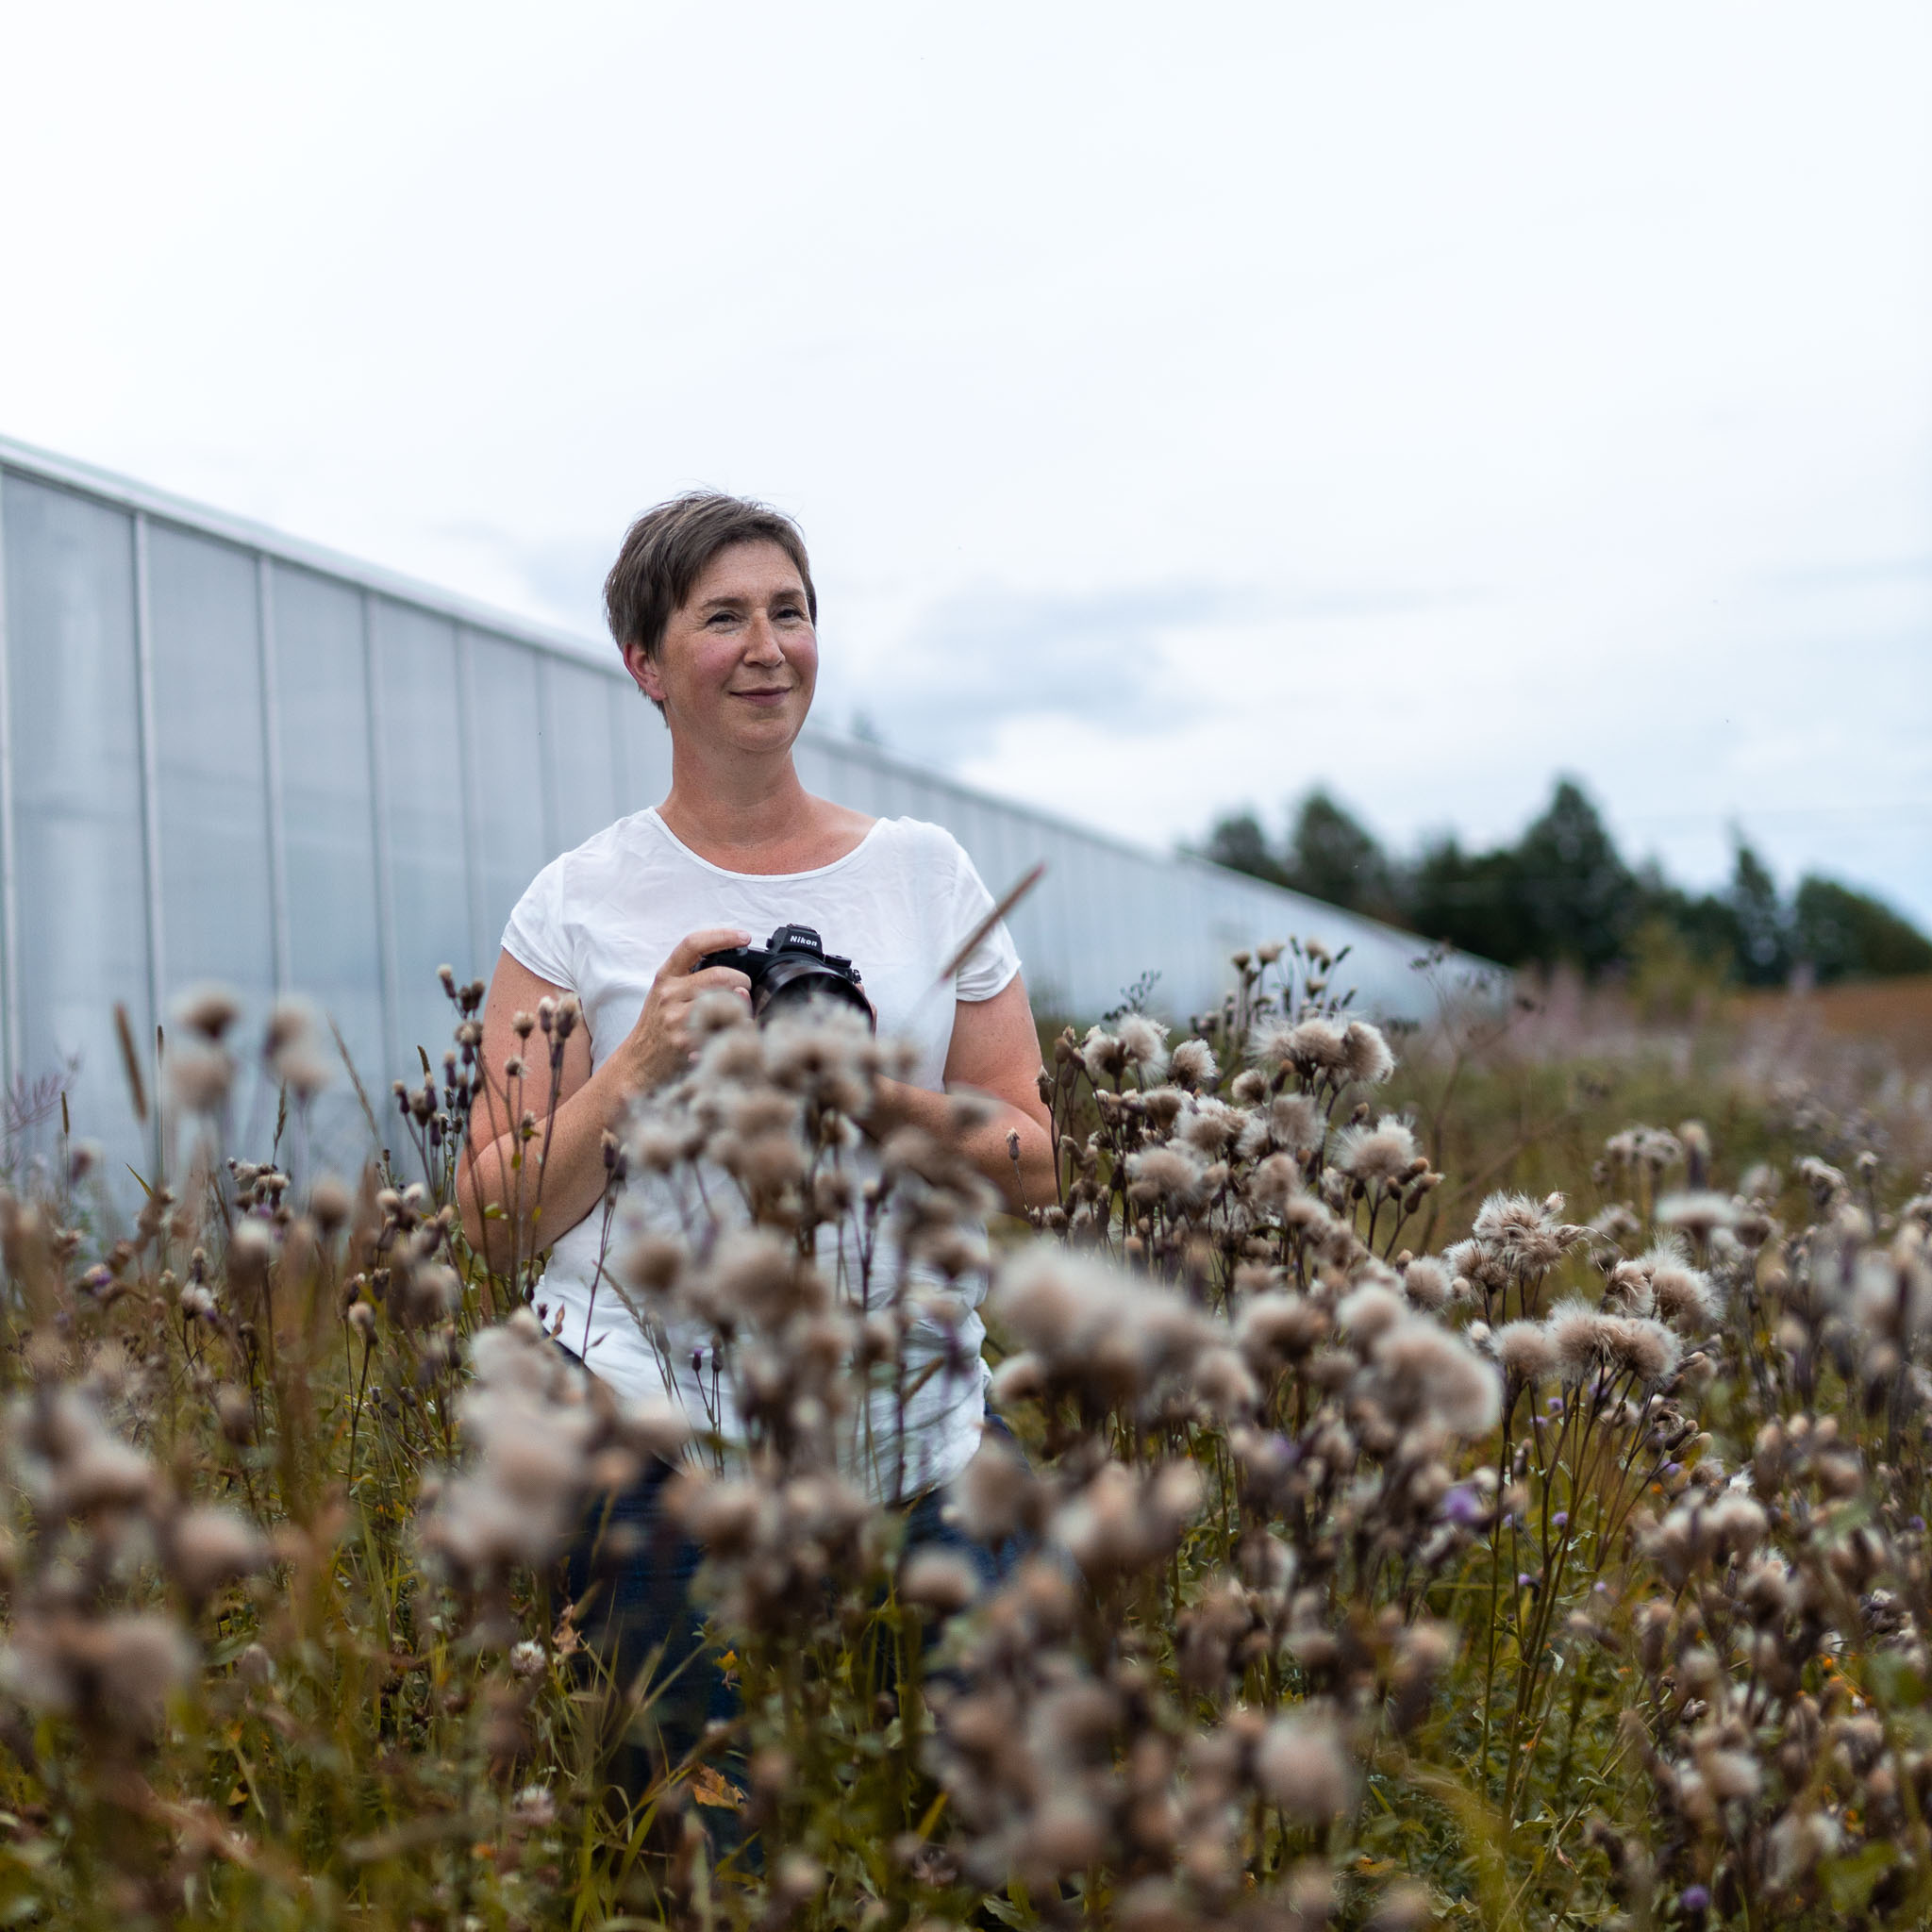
[694,924,874,1029]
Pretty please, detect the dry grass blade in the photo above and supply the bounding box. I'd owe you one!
[936,860,1046,985]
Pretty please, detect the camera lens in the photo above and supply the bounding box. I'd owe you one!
[754,956,874,1029]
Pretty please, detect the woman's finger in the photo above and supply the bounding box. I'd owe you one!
[659,928,753,981]
[679,965,754,1000]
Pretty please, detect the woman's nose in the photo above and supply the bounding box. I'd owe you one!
[742,618,787,663]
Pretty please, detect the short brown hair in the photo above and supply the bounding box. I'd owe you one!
[603,492,816,695]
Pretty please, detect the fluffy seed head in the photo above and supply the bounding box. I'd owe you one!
[951,1432,1040,1542]
[1369,1318,1503,1437]
[1126,1143,1209,1210]
[1261,1017,1351,1079]
[1191,1344,1260,1417]
[1177,1098,1242,1158]
[1267,1091,1324,1156]
[1656,1191,1738,1241]
[1495,1321,1557,1384]
[175,983,243,1041]
[308,1173,353,1231]
[1169,1038,1219,1091]
[166,1041,234,1115]
[1079,1027,1126,1083]
[1602,1317,1681,1385]
[1115,1012,1170,1079]
[1700,1747,1761,1802]
[1401,1257,1452,1311]
[1254,1708,1357,1822]
[1336,1285,1406,1344]
[1238,1291,1329,1367]
[420,1312,597,1576]
[169,1506,271,1600]
[899,1550,982,1617]
[1341,1021,1395,1086]
[1471,1191,1577,1276]
[266,995,333,1097]
[991,1250,1217,1408]
[1545,1299,1612,1382]
[1333,1116,1420,1189]
[1024,1796,1107,1877]
[1252,1152,1308,1212]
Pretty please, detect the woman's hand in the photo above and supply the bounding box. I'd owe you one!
[460,931,752,1269]
[612,926,755,1091]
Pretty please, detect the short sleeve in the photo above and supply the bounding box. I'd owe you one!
[500,856,576,990]
[942,835,1023,1003]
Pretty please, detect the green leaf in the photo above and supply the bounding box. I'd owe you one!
[1868,1651,1926,1707]
[1822,1840,1896,1915]
[978,1896,1033,1930]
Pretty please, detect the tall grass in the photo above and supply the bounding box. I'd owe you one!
[0,946,1928,1929]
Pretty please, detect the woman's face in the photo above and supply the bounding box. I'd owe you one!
[629,540,818,754]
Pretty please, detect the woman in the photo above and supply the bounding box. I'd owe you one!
[458,491,1055,1775]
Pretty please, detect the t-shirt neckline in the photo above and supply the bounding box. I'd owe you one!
[642,807,886,883]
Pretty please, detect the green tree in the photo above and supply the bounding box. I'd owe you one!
[1510,778,1642,974]
[1200,809,1288,886]
[1792,875,1932,981]
[1407,836,1535,966]
[1728,841,1790,987]
[1280,788,1402,919]
[1196,781,1932,988]
[1636,866,1744,974]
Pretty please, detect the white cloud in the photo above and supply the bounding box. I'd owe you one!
[2,0,1927,920]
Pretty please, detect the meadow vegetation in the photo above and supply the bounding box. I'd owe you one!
[1,943,1930,1930]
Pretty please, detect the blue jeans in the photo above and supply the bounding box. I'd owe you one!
[563,1415,1030,1807]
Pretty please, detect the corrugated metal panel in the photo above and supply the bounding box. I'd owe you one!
[789,735,836,800]
[462,628,550,967]
[146,522,277,1004]
[818,744,879,819]
[618,697,673,812]
[543,656,624,852]
[0,432,1490,1191]
[269,561,387,1171]
[371,598,471,1064]
[0,472,154,1188]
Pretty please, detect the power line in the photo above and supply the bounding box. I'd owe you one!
[1615,802,1932,832]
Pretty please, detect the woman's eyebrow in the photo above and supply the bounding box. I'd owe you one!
[691,584,804,614]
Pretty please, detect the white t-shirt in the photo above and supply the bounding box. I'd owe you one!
[499,806,1022,1498]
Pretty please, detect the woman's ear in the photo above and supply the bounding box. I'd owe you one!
[624,640,663,705]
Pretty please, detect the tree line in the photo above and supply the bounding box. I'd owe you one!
[1198,779,1932,985]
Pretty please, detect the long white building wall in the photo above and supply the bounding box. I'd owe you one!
[0,436,1477,1184]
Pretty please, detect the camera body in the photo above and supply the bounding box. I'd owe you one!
[695,924,874,1030]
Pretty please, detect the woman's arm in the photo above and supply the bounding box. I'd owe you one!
[870,974,1056,1210]
[457,931,754,1272]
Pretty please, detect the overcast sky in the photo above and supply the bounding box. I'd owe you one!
[3,1,1927,922]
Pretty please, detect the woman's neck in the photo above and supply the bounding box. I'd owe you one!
[655,740,871,873]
